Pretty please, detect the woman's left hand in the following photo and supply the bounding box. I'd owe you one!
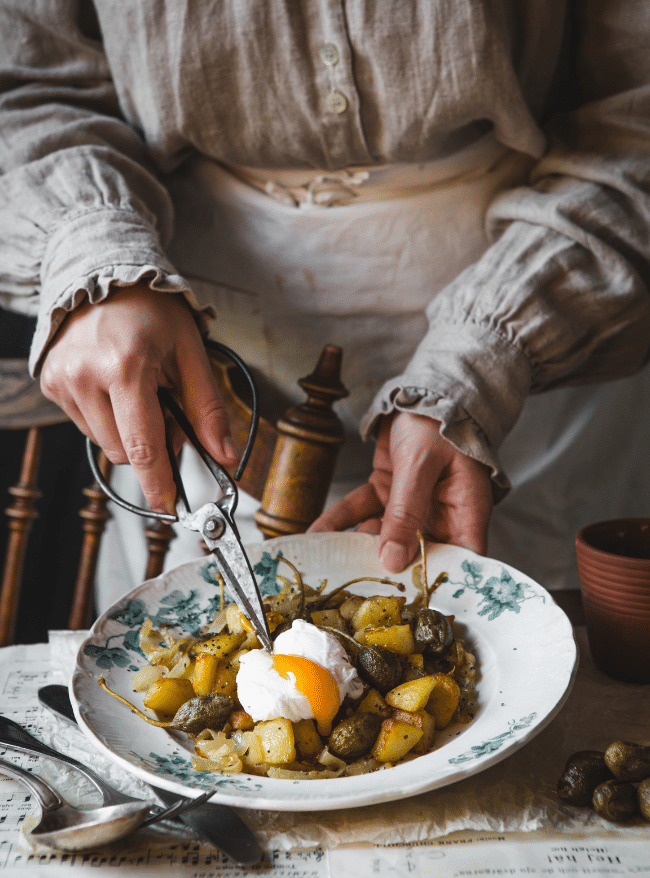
[308,412,493,572]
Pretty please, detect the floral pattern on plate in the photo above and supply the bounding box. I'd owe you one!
[72,532,578,812]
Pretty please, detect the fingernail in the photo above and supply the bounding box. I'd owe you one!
[380,541,409,573]
[222,437,239,463]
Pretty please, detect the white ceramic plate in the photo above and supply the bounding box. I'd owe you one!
[72,532,578,811]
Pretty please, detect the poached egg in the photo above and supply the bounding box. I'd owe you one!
[236,620,363,735]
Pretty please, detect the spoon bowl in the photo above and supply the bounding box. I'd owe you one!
[0,758,151,851]
[0,713,211,826]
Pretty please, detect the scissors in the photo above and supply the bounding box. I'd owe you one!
[86,340,273,653]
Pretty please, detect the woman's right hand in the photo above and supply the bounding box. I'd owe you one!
[40,284,238,514]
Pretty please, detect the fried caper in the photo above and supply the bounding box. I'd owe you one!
[413,609,454,658]
[98,677,233,735]
[357,644,403,694]
[329,713,383,761]
[557,751,613,806]
[592,779,639,822]
[323,627,403,694]
[604,741,650,783]
[638,777,650,822]
[170,693,234,734]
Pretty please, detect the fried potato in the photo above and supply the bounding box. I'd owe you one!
[293,718,323,761]
[358,688,392,718]
[426,673,460,729]
[143,678,194,717]
[385,676,438,712]
[191,652,219,696]
[255,718,296,764]
[371,719,423,762]
[194,631,246,659]
[354,623,415,656]
[310,609,347,631]
[350,596,406,631]
[212,659,238,698]
[392,709,436,753]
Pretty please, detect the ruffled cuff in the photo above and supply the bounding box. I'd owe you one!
[30,207,214,375]
[360,322,533,502]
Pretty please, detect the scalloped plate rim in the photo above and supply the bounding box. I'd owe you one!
[71,532,578,811]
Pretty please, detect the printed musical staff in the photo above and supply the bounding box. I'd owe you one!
[0,648,331,875]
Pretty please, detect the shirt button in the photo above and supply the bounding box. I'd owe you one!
[319,43,339,66]
[325,90,348,114]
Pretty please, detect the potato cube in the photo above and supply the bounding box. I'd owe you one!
[293,719,323,761]
[339,595,365,621]
[255,718,296,764]
[229,648,250,671]
[310,609,346,632]
[426,673,460,729]
[143,678,194,717]
[358,688,392,718]
[131,664,164,692]
[191,652,219,696]
[213,659,238,698]
[392,709,435,753]
[355,624,415,656]
[385,676,438,712]
[225,604,245,634]
[371,719,423,762]
[403,653,424,681]
[194,631,246,660]
[230,710,255,730]
[351,596,406,631]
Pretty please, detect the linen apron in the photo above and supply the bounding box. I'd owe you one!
[96,137,650,610]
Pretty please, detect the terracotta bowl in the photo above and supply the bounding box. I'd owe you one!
[576,553,650,585]
[576,518,650,684]
[577,518,650,561]
[577,578,650,609]
[581,592,650,619]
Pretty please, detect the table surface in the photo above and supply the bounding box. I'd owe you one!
[552,589,585,627]
[1,601,649,878]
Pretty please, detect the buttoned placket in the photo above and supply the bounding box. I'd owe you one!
[310,1,373,168]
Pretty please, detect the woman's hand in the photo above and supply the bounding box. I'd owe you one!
[308,412,493,572]
[40,284,238,514]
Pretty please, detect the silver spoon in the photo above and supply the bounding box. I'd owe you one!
[0,757,151,851]
[0,714,211,825]
[36,687,264,865]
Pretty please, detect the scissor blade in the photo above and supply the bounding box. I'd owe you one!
[177,501,273,652]
[212,547,273,653]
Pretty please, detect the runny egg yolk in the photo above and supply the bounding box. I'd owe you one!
[272,653,340,736]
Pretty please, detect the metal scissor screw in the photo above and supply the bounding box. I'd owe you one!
[204,517,225,540]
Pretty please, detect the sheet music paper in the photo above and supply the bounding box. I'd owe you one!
[0,643,330,877]
[2,639,649,877]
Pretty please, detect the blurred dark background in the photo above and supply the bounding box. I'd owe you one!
[1,307,93,643]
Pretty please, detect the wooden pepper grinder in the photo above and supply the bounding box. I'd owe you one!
[254,345,348,538]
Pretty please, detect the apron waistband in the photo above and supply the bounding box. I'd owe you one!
[224,136,510,208]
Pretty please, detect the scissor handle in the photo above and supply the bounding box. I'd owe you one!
[86,340,260,522]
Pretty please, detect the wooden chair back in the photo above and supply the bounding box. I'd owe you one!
[0,345,347,646]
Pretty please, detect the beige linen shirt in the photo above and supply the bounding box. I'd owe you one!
[1,0,650,492]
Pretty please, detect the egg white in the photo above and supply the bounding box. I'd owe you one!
[236,620,363,723]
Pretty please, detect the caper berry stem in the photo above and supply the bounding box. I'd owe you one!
[98,676,171,727]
